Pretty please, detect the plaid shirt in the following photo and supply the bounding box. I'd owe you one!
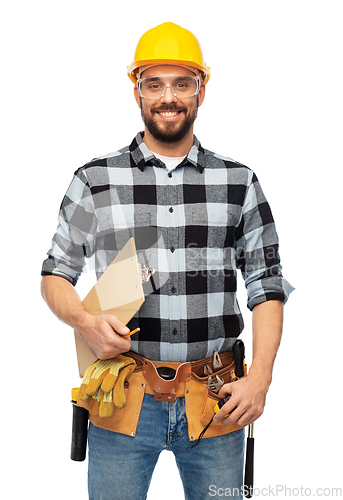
[42,132,293,361]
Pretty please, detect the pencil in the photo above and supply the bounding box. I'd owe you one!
[123,327,140,338]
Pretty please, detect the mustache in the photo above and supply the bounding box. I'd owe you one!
[151,104,187,113]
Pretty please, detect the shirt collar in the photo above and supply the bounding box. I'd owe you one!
[129,132,205,173]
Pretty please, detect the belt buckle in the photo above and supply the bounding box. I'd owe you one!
[155,366,177,401]
[143,360,191,402]
[154,387,177,402]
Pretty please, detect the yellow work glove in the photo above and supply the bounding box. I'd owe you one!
[79,355,136,418]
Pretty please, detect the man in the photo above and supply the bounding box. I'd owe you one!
[41,22,293,499]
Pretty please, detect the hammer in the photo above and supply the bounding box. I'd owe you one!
[233,340,254,498]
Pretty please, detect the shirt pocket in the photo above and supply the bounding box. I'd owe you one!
[96,209,152,254]
[112,206,151,229]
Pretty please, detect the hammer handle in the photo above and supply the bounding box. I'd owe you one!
[244,424,254,498]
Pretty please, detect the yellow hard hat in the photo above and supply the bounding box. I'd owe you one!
[127,22,210,84]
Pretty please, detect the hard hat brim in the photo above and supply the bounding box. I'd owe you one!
[127,59,210,84]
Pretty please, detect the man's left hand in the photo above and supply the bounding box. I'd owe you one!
[213,372,270,427]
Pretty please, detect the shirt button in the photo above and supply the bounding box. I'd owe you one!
[171,286,176,293]
[168,172,172,178]
[169,207,174,213]
[172,328,177,335]
[170,246,175,253]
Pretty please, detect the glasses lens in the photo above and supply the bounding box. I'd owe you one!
[139,75,199,99]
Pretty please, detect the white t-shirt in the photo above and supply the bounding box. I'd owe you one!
[153,153,186,172]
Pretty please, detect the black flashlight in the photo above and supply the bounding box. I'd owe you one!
[71,389,89,462]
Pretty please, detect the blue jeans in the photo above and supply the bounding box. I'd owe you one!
[88,394,245,499]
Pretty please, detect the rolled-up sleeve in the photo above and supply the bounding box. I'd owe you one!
[235,170,294,310]
[41,168,97,285]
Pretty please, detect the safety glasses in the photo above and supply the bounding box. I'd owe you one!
[137,74,201,100]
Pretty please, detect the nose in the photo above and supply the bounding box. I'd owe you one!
[160,85,178,104]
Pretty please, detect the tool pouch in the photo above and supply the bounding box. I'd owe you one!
[77,350,246,441]
[77,367,146,437]
[186,353,245,441]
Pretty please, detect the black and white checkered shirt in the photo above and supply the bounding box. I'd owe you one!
[42,132,293,361]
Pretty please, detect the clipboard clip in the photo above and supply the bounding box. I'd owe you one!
[138,262,156,283]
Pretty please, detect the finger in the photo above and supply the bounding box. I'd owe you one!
[213,400,237,423]
[221,406,245,425]
[104,315,130,336]
[237,408,263,427]
[236,414,253,427]
[114,332,132,350]
[96,331,131,360]
[217,382,234,399]
[99,318,131,346]
[224,403,263,427]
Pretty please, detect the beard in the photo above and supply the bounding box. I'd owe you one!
[140,99,199,144]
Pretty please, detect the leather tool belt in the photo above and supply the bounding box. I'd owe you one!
[77,350,246,442]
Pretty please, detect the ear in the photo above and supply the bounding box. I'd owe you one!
[198,83,206,107]
[133,86,142,108]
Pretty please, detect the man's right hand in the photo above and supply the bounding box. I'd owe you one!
[75,312,132,360]
[41,276,132,359]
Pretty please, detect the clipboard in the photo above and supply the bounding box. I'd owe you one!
[74,237,152,377]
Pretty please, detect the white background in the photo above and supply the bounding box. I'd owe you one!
[2,1,342,498]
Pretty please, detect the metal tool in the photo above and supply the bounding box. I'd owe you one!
[244,423,254,498]
[231,340,255,498]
